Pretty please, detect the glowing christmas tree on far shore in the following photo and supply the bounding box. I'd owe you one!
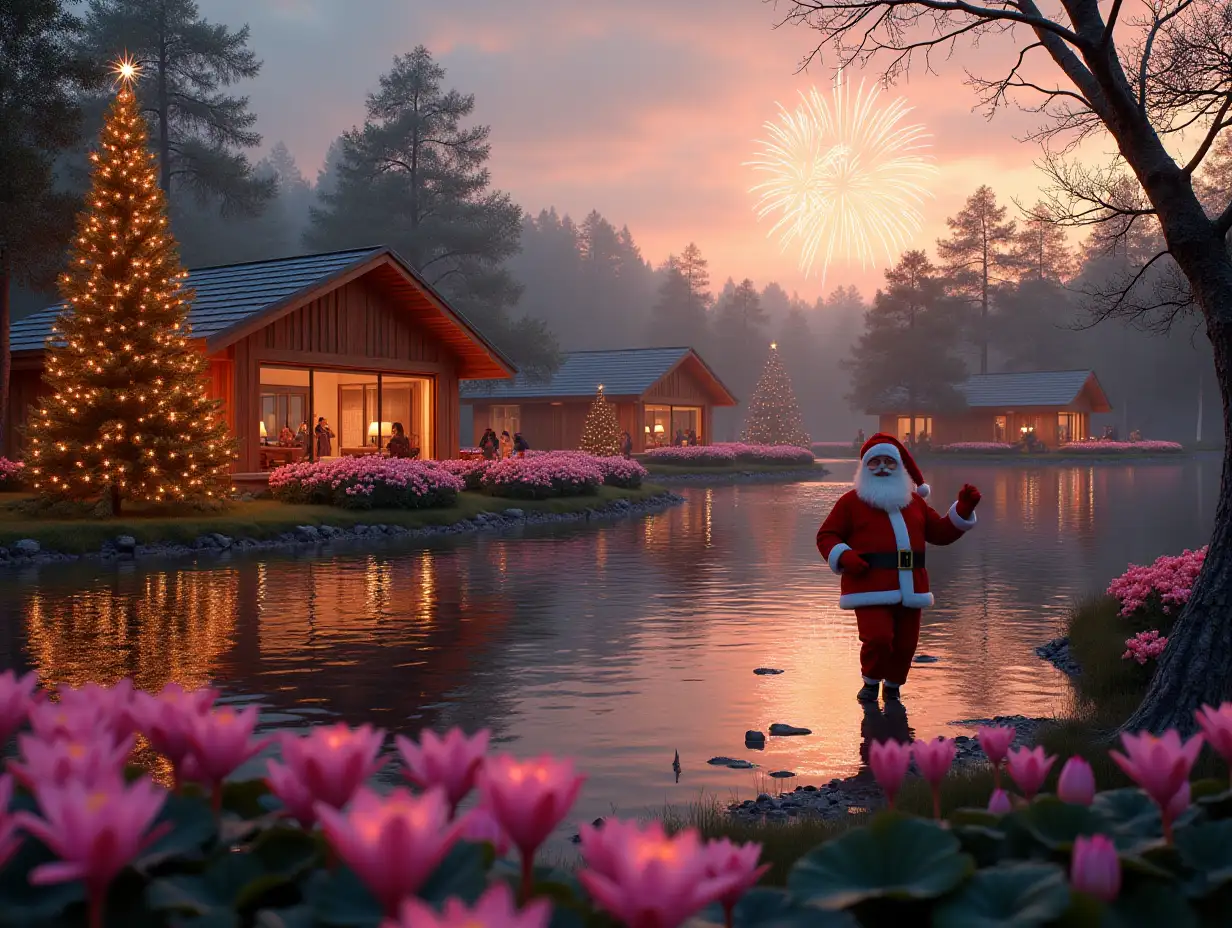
[741,342,811,448]
[27,59,233,514]
[579,384,622,456]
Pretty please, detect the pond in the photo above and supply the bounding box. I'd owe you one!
[0,456,1217,845]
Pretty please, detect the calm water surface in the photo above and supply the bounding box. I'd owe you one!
[0,458,1214,842]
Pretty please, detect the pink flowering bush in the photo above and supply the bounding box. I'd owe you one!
[1060,440,1184,453]
[643,442,814,468]
[1107,547,1205,618]
[936,442,1016,453]
[431,458,491,491]
[480,452,603,499]
[591,455,648,488]
[0,457,24,490]
[1123,630,1169,665]
[268,457,463,510]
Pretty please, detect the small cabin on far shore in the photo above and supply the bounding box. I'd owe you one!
[461,347,738,452]
[873,370,1112,448]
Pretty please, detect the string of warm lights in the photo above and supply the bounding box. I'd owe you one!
[27,57,235,513]
[741,343,811,448]
[579,384,622,457]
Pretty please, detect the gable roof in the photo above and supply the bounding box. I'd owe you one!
[10,247,516,379]
[460,347,738,405]
[961,370,1110,410]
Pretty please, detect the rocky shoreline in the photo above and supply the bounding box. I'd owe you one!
[0,491,687,569]
[650,466,830,484]
[1035,636,1082,676]
[725,714,1047,824]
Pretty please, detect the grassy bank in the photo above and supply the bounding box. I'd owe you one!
[641,461,829,479]
[0,484,670,554]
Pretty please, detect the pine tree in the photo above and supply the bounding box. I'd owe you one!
[27,67,233,514]
[741,343,811,448]
[579,384,622,456]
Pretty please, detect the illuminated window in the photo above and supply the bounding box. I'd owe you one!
[895,416,933,442]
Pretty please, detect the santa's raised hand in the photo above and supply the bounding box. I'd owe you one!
[956,484,982,520]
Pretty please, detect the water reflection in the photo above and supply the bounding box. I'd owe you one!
[0,457,1216,840]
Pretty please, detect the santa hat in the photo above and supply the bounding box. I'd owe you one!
[859,432,929,499]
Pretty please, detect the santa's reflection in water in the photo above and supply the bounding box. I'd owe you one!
[858,699,914,776]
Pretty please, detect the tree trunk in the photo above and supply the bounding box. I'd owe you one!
[110,482,122,517]
[1121,298,1232,735]
[0,247,9,459]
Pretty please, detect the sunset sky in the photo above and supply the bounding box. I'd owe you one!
[201,0,1106,302]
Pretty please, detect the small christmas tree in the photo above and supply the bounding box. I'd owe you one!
[579,384,622,456]
[741,343,811,447]
[27,61,233,514]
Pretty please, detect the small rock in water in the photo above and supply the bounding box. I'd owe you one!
[744,730,766,745]
[707,756,741,766]
[769,770,796,779]
[769,723,812,737]
[913,654,939,663]
[753,668,784,675]
[725,759,756,769]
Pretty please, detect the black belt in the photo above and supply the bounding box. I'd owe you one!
[863,550,926,570]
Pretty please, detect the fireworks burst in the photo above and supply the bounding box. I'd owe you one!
[747,73,937,281]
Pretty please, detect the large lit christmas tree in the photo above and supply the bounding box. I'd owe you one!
[579,384,622,456]
[741,342,811,448]
[27,60,233,514]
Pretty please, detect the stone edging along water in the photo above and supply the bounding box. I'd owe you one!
[0,491,687,569]
[648,465,830,484]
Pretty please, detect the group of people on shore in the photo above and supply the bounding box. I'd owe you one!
[271,418,416,459]
[478,429,530,459]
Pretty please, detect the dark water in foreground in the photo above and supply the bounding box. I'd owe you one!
[0,457,1215,840]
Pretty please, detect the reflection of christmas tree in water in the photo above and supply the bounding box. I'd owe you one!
[579,385,622,456]
[26,59,233,515]
[741,343,811,448]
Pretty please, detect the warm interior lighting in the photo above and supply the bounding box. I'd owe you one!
[259,421,267,439]
[368,421,393,441]
[654,424,665,434]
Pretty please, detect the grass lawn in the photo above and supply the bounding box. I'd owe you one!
[641,461,829,478]
[0,484,669,554]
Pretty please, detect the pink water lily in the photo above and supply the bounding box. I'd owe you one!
[912,737,956,819]
[9,733,134,790]
[266,723,386,828]
[129,683,217,785]
[1110,729,1203,842]
[0,670,38,746]
[988,789,1013,814]
[868,739,912,808]
[1057,757,1096,806]
[395,727,490,814]
[55,680,136,740]
[185,704,270,810]
[703,837,771,921]
[1071,834,1121,902]
[459,805,511,856]
[28,700,115,746]
[1195,703,1232,783]
[317,786,464,917]
[1006,746,1057,801]
[977,725,1015,788]
[383,883,550,928]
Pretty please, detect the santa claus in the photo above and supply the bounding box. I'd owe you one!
[816,433,981,703]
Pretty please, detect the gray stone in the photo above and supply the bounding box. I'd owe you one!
[115,535,137,552]
[753,668,784,675]
[769,723,812,737]
[295,525,321,542]
[503,508,524,518]
[707,756,742,766]
[12,539,39,556]
[913,654,940,663]
[210,534,233,549]
[725,759,756,769]
[769,770,796,778]
[744,730,766,746]
[353,525,370,535]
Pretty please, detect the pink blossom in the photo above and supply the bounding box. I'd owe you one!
[1061,440,1183,454]
[9,733,134,790]
[265,724,386,828]
[269,457,464,510]
[1006,747,1057,801]
[55,679,136,739]
[702,837,771,913]
[913,737,956,820]
[395,727,490,814]
[987,789,1013,814]
[0,670,38,745]
[868,739,912,807]
[1057,757,1096,805]
[1107,547,1205,617]
[977,725,1015,789]
[1070,834,1121,902]
[185,704,270,807]
[459,805,510,856]
[1195,703,1232,780]
[29,700,117,747]
[643,442,813,467]
[0,457,24,488]
[316,786,464,916]
[1166,780,1191,822]
[383,883,550,928]
[479,454,604,498]
[1122,630,1169,665]
[1110,729,1204,841]
[578,819,750,928]
[128,683,217,783]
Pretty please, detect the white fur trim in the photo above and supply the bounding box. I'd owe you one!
[828,543,852,575]
[840,589,905,608]
[861,443,902,467]
[916,483,930,499]
[862,675,882,685]
[889,508,935,609]
[946,501,977,532]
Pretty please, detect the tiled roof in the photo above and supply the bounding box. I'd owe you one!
[461,347,698,399]
[10,247,381,352]
[960,370,1097,407]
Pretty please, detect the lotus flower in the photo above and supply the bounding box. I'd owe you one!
[382,883,550,928]
[1195,703,1232,784]
[703,837,771,918]
[0,670,38,746]
[1057,757,1096,806]
[266,724,386,828]
[316,786,464,917]
[395,727,490,814]
[578,819,749,928]
[912,737,956,819]
[868,739,912,808]
[977,725,1015,788]
[56,680,136,740]
[459,805,511,857]
[1166,780,1191,823]
[28,700,113,746]
[16,777,169,928]
[1110,729,1203,842]
[128,684,217,785]
[1071,834,1121,902]
[9,733,134,790]
[185,704,270,810]
[988,789,1012,814]
[1006,746,1057,801]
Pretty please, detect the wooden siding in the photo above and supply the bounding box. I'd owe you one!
[4,368,45,457]
[643,365,712,405]
[878,409,1092,448]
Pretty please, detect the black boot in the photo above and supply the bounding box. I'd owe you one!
[883,683,902,702]
[857,682,880,703]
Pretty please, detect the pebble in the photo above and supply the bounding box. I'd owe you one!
[769,723,812,737]
[769,771,796,779]
[0,493,686,570]
[744,730,766,746]
[913,654,940,663]
[753,668,784,675]
[1036,637,1082,676]
[707,757,757,769]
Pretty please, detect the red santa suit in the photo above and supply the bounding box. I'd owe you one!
[816,433,978,689]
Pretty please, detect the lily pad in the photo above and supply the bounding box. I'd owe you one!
[787,811,973,909]
[416,841,489,905]
[693,887,858,926]
[1173,819,1232,898]
[134,792,220,872]
[1012,797,1106,852]
[1103,882,1201,928]
[932,862,1070,927]
[303,867,382,928]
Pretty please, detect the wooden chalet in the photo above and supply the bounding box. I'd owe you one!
[874,370,1112,448]
[461,347,738,452]
[6,247,515,473]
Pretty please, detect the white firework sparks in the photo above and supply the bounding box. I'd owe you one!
[747,74,937,281]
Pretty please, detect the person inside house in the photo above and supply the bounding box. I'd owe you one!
[315,417,334,458]
[499,430,513,458]
[687,428,698,446]
[620,430,633,458]
[387,422,412,458]
[479,429,498,459]
[296,422,310,452]
[513,432,529,456]
[815,433,981,704]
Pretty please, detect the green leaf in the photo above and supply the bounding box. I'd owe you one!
[303,867,383,928]
[949,809,1005,829]
[135,792,220,872]
[1012,797,1107,852]
[1174,819,1232,898]
[254,906,315,928]
[171,912,239,928]
[416,840,489,906]
[222,779,273,819]
[693,887,858,926]
[1102,883,1201,928]
[932,862,1071,927]
[147,853,267,915]
[251,826,321,880]
[0,831,87,923]
[786,811,974,909]
[952,825,1008,868]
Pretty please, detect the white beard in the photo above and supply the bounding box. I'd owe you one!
[854,466,914,511]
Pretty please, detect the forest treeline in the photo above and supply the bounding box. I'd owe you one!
[3,0,1225,441]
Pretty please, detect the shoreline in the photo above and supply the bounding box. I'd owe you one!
[646,465,830,484]
[0,490,686,569]
[916,452,1196,465]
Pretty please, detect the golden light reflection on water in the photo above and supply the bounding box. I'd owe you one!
[0,459,1215,827]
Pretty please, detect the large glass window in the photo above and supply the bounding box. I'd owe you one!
[259,367,310,470]
[895,416,933,444]
[383,375,432,458]
[490,405,520,439]
[1057,412,1080,444]
[644,404,702,446]
[993,415,1007,442]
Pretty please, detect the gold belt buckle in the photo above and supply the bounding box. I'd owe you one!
[898,550,914,570]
